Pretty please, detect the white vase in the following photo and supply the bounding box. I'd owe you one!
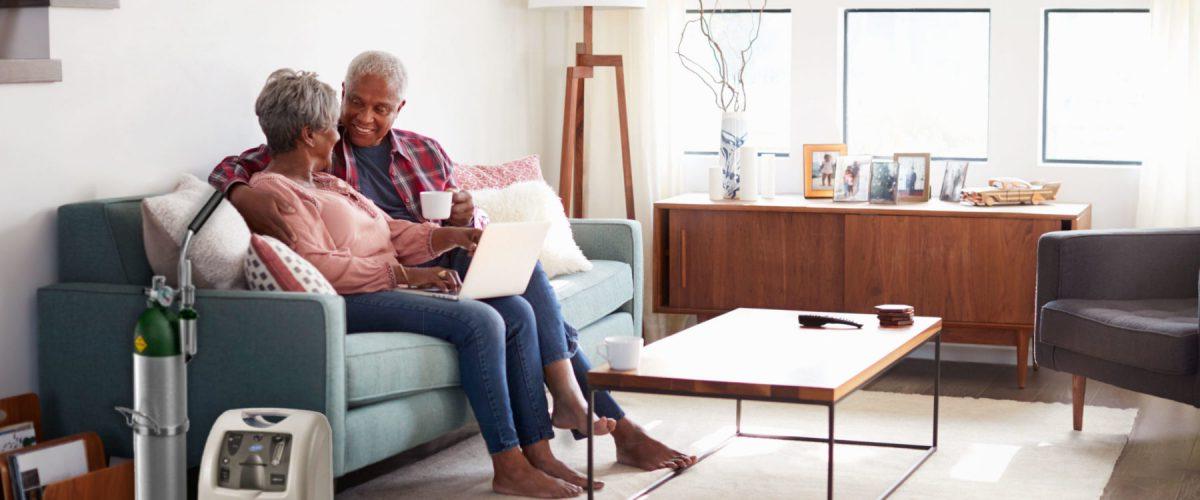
[739,147,759,201]
[719,111,747,199]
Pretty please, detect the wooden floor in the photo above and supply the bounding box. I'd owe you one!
[865,359,1200,500]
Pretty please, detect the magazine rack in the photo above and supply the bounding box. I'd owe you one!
[0,394,133,500]
[0,394,41,441]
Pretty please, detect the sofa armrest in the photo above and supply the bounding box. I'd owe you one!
[1037,228,1200,314]
[569,219,644,335]
[37,283,348,474]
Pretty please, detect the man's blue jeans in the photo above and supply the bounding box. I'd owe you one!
[433,249,626,427]
[343,291,555,454]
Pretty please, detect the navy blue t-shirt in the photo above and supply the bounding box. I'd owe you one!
[352,142,417,222]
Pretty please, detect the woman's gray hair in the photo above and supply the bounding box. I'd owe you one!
[345,50,408,100]
[255,68,339,154]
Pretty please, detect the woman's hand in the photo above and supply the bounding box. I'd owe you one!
[431,227,483,254]
[396,266,462,292]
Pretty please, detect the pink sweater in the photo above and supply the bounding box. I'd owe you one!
[249,171,440,294]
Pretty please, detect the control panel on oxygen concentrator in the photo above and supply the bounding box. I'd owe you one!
[216,431,293,491]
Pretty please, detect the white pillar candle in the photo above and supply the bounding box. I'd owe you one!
[761,155,776,198]
[739,147,760,201]
[708,166,723,201]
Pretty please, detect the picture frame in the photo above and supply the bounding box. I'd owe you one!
[869,159,899,205]
[833,155,872,203]
[803,144,848,198]
[939,161,970,202]
[894,153,931,202]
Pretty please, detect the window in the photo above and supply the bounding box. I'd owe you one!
[676,8,791,155]
[1043,10,1150,165]
[844,9,990,160]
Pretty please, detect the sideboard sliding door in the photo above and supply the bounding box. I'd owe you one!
[666,210,844,312]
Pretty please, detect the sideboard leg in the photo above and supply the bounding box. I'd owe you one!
[1016,328,1031,389]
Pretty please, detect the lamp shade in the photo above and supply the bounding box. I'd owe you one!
[529,0,646,8]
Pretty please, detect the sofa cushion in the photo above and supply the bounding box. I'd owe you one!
[1042,298,1199,375]
[553,260,633,331]
[245,235,336,295]
[345,333,460,408]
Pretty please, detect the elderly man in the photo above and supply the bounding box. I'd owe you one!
[209,51,695,480]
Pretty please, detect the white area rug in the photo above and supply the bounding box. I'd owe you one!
[339,391,1137,499]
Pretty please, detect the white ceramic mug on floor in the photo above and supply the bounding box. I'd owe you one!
[601,336,643,371]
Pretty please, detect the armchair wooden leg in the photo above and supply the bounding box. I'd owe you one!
[1072,375,1085,431]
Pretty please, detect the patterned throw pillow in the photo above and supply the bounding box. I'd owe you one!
[454,155,544,191]
[244,234,337,295]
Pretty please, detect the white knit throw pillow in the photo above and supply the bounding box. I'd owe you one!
[469,181,592,278]
[142,174,249,289]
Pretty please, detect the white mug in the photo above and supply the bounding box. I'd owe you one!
[600,336,643,371]
[420,191,454,221]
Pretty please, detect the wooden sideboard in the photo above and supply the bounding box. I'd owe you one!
[653,193,1092,388]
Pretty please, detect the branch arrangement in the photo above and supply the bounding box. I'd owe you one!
[676,0,767,112]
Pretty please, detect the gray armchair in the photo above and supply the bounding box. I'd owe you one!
[1036,228,1200,430]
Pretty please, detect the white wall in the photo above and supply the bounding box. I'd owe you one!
[0,0,550,398]
[677,0,1148,230]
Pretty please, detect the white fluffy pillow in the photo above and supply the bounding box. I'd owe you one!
[142,174,250,289]
[470,181,592,278]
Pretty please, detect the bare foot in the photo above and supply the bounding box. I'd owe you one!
[551,396,617,437]
[492,449,582,498]
[613,419,697,471]
[524,442,603,491]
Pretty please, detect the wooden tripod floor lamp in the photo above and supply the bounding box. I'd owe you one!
[530,0,643,220]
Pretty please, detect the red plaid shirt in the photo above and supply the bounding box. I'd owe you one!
[209,128,486,227]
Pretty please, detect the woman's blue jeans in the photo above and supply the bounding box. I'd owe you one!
[431,250,627,427]
[343,291,555,454]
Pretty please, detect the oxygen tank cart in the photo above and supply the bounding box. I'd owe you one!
[116,190,225,500]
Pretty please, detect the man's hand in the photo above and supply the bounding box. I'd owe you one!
[227,184,297,245]
[447,189,474,227]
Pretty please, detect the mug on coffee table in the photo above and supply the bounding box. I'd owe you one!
[600,336,643,371]
[420,191,454,221]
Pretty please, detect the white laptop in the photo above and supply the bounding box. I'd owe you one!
[397,221,551,301]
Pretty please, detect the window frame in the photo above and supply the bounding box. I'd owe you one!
[842,8,992,162]
[680,7,793,158]
[1041,8,1149,166]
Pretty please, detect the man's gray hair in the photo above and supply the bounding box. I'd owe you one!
[345,50,408,100]
[255,68,339,154]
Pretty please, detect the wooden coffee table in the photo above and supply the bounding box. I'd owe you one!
[585,308,943,499]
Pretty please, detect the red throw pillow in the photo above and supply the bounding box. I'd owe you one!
[454,155,544,191]
[244,234,336,295]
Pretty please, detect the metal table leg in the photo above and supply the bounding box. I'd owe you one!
[587,389,595,499]
[827,404,835,500]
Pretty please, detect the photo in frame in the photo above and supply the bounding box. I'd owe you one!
[869,159,899,204]
[940,161,970,202]
[833,155,872,202]
[803,144,848,198]
[894,153,931,202]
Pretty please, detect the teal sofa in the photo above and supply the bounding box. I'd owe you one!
[37,196,642,476]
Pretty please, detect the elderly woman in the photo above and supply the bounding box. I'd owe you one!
[246,69,611,498]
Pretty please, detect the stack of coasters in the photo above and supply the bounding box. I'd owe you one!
[875,304,914,327]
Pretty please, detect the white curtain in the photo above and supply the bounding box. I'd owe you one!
[1136,0,1200,227]
[568,2,693,341]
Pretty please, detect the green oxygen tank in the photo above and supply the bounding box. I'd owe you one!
[134,302,179,357]
[117,277,189,500]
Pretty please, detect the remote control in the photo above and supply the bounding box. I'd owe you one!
[797,314,864,329]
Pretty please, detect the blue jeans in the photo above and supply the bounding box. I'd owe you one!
[430,249,626,426]
[343,291,555,454]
